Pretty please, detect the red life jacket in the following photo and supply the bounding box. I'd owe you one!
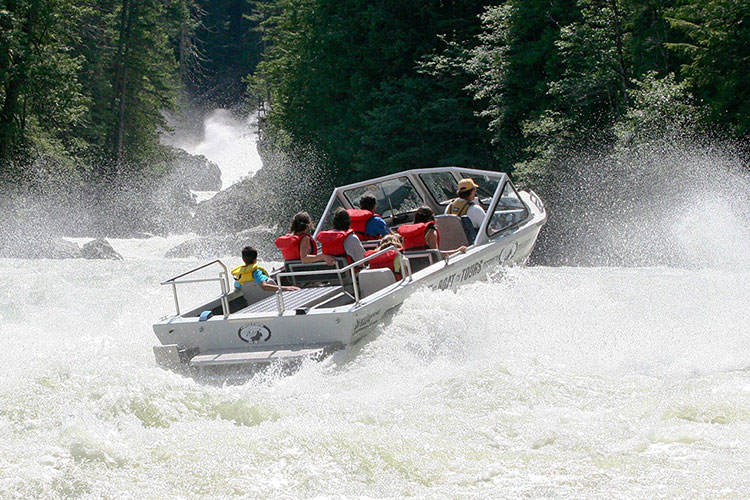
[398,222,439,250]
[364,248,401,279]
[347,209,381,241]
[275,233,316,261]
[316,229,355,262]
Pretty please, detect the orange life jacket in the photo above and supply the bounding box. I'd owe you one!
[347,209,381,241]
[316,229,355,262]
[364,248,401,279]
[397,222,439,250]
[275,232,316,261]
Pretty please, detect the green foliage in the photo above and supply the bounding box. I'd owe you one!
[667,0,750,136]
[251,0,492,183]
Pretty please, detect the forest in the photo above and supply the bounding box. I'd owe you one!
[1,0,748,215]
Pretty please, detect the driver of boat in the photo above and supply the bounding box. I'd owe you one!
[316,208,366,263]
[445,178,486,229]
[347,194,391,241]
[232,246,299,292]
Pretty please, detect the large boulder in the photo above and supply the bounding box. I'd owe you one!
[165,228,280,260]
[169,148,222,191]
[81,238,123,260]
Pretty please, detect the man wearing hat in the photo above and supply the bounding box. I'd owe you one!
[445,178,486,230]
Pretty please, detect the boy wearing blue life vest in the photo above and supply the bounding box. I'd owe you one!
[232,246,299,292]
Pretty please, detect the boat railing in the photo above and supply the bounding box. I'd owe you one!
[274,246,412,315]
[160,260,232,317]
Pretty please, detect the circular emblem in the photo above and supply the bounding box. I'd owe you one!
[238,323,271,343]
[500,241,518,263]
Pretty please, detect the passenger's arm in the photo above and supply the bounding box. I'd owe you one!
[260,278,299,292]
[425,228,439,250]
[441,245,467,257]
[299,236,334,265]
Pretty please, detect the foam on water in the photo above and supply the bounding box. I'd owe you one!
[2,257,749,498]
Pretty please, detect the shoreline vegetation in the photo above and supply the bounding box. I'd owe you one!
[1,0,748,264]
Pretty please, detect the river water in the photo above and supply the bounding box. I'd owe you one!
[1,236,749,498]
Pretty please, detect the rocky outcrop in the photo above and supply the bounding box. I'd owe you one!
[168,148,222,191]
[165,228,280,260]
[81,238,123,260]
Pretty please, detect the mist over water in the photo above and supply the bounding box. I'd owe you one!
[2,132,750,497]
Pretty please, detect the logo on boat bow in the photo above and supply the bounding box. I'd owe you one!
[238,323,271,343]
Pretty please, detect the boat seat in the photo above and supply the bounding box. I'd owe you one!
[280,257,352,287]
[237,285,344,314]
[402,249,442,273]
[241,282,275,305]
[435,215,470,250]
[358,269,396,297]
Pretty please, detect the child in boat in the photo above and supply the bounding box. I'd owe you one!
[365,234,403,278]
[275,212,335,265]
[232,246,299,292]
[398,206,467,255]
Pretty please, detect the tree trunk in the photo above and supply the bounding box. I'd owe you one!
[111,0,134,171]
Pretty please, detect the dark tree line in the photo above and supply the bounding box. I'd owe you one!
[0,0,262,190]
[1,0,748,196]
[253,0,750,185]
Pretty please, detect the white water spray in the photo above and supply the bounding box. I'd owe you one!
[164,109,264,192]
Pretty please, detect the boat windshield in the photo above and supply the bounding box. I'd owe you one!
[419,172,458,205]
[343,176,424,218]
[461,172,501,204]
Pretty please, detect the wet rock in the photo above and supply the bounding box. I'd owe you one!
[81,238,123,260]
[169,148,222,191]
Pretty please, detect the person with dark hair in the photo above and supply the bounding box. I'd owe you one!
[399,206,467,255]
[232,245,298,292]
[316,208,366,263]
[346,193,390,241]
[275,211,335,265]
[445,178,485,229]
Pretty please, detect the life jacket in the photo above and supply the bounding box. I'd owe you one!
[364,248,401,279]
[398,222,439,250]
[274,232,316,261]
[231,262,269,285]
[347,209,381,241]
[447,198,473,217]
[316,229,355,262]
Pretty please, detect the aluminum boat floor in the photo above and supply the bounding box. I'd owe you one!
[237,285,343,315]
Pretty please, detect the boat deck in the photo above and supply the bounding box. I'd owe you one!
[236,285,344,315]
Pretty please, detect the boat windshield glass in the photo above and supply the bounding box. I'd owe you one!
[461,172,502,205]
[344,176,424,218]
[419,172,458,205]
[487,181,528,237]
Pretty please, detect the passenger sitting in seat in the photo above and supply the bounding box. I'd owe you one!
[365,234,403,279]
[232,246,299,292]
[445,178,486,230]
[316,208,366,264]
[401,206,467,255]
[275,212,335,265]
[347,194,390,241]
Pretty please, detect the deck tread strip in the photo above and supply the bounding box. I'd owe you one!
[237,285,343,315]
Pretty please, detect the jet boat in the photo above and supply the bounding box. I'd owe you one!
[152,167,546,376]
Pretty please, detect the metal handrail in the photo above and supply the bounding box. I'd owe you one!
[275,246,411,314]
[160,260,232,318]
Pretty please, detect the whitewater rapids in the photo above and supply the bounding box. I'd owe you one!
[1,242,749,498]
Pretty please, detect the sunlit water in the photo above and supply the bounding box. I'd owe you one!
[2,246,749,498]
